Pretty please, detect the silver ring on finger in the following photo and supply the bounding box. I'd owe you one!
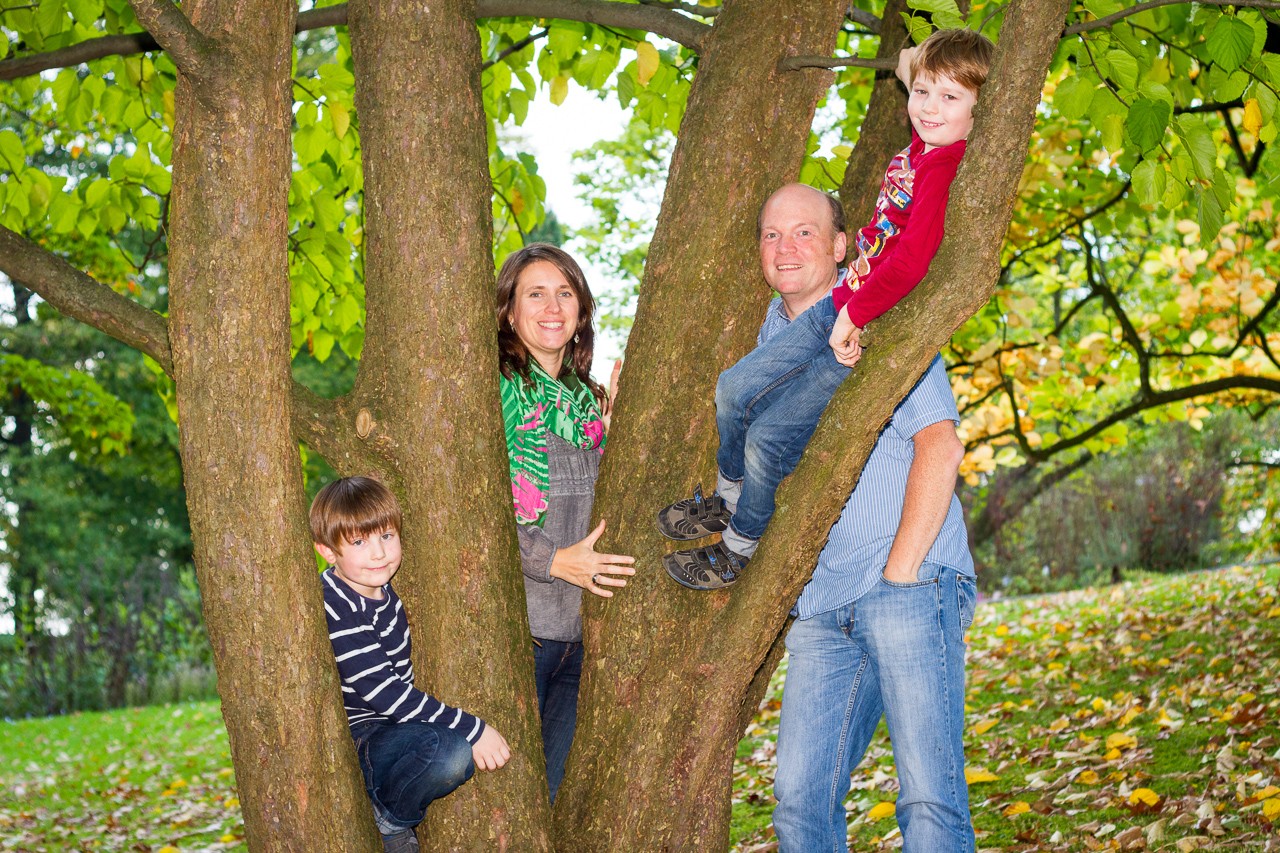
[592,573,601,586]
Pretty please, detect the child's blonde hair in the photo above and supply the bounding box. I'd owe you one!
[910,28,995,93]
[309,476,402,553]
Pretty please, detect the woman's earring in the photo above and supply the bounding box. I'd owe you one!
[573,334,580,343]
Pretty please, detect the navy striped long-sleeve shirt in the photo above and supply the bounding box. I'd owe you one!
[321,568,486,743]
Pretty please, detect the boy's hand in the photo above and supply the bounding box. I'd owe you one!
[829,307,864,368]
[896,45,920,87]
[472,725,511,772]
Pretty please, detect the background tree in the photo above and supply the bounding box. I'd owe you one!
[0,1,1276,851]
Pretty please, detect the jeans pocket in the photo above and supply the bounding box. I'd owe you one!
[957,575,977,631]
[880,561,942,588]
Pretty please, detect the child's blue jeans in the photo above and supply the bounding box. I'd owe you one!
[715,294,851,544]
[350,719,475,834]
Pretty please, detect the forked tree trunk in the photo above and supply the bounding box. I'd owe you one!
[159,0,376,848]
[563,1,1069,850]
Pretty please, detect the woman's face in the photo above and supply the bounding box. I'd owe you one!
[511,260,581,375]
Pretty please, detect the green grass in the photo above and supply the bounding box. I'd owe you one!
[0,702,243,851]
[4,566,1277,851]
[729,564,1280,851]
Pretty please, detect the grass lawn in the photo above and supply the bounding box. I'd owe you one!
[3,564,1277,851]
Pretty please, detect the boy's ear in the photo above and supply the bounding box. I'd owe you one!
[314,542,339,566]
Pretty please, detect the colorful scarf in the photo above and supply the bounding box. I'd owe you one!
[500,362,605,526]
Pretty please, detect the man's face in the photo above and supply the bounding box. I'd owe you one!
[759,186,846,311]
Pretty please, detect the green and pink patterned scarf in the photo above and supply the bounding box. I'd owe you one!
[500,362,605,526]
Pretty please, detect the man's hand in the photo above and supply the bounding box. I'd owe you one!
[472,725,511,771]
[829,306,864,368]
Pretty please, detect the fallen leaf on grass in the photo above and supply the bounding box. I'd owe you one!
[865,801,896,821]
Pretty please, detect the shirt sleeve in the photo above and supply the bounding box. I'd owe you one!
[517,521,556,583]
[324,586,487,744]
[888,355,961,441]
[843,147,962,329]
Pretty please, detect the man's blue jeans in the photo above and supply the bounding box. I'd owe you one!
[715,295,850,543]
[350,719,475,834]
[773,563,977,853]
[533,638,582,803]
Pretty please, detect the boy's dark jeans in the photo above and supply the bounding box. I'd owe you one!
[350,719,475,834]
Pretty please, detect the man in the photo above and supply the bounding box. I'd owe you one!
[754,184,978,853]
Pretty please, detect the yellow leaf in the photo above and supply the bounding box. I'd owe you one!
[866,801,896,821]
[965,767,1000,784]
[1077,770,1100,785]
[330,101,350,140]
[1254,785,1280,801]
[1130,788,1161,806]
[1120,706,1142,726]
[1049,716,1070,732]
[1263,798,1280,821]
[158,848,180,853]
[1106,732,1137,751]
[636,41,660,87]
[995,624,1009,636]
[972,718,999,735]
[1243,98,1263,137]
[1003,801,1031,817]
[550,75,569,106]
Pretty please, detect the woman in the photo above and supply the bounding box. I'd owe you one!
[496,243,634,803]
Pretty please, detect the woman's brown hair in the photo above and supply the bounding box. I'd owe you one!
[495,243,605,403]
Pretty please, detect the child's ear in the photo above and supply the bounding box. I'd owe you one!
[314,542,338,565]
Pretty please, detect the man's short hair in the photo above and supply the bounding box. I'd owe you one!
[309,476,403,553]
[755,186,846,240]
[909,28,995,93]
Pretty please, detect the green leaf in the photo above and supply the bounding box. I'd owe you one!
[1173,114,1216,180]
[83,177,111,206]
[1131,158,1166,207]
[1054,75,1096,121]
[899,12,933,45]
[547,22,583,63]
[1209,68,1249,103]
[311,327,336,363]
[1125,98,1171,151]
[1106,49,1139,90]
[1196,186,1223,244]
[66,0,102,27]
[1205,14,1254,72]
[0,130,25,171]
[1100,114,1125,154]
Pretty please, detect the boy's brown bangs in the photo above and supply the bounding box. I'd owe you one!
[309,477,403,551]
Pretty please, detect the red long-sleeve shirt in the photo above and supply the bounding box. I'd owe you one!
[832,132,965,328]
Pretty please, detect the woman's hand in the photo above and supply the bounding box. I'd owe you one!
[601,359,622,434]
[549,519,636,598]
[472,725,511,771]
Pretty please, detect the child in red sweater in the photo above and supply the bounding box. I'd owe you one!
[661,28,995,590]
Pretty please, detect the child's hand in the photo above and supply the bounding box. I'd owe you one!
[896,45,920,87]
[472,725,511,772]
[829,307,864,368]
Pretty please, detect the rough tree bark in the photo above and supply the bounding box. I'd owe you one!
[134,0,376,847]
[345,0,550,848]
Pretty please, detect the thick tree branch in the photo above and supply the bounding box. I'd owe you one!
[478,0,710,47]
[640,0,720,18]
[127,0,219,78]
[0,0,709,82]
[780,54,896,71]
[1064,0,1280,36]
[0,226,172,374]
[846,7,881,33]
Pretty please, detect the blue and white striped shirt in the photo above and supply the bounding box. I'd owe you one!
[757,298,974,619]
[321,568,485,742]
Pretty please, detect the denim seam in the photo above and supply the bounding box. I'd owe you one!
[828,641,870,852]
[741,362,809,426]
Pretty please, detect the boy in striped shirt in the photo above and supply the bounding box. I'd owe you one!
[312,477,509,853]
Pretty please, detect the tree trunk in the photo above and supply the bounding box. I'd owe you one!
[555,1,850,849]
[162,0,375,848]
[561,1,1069,850]
[346,0,551,847]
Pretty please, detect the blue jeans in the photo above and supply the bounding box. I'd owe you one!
[533,638,582,803]
[715,295,851,542]
[350,719,475,834]
[773,563,977,853]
